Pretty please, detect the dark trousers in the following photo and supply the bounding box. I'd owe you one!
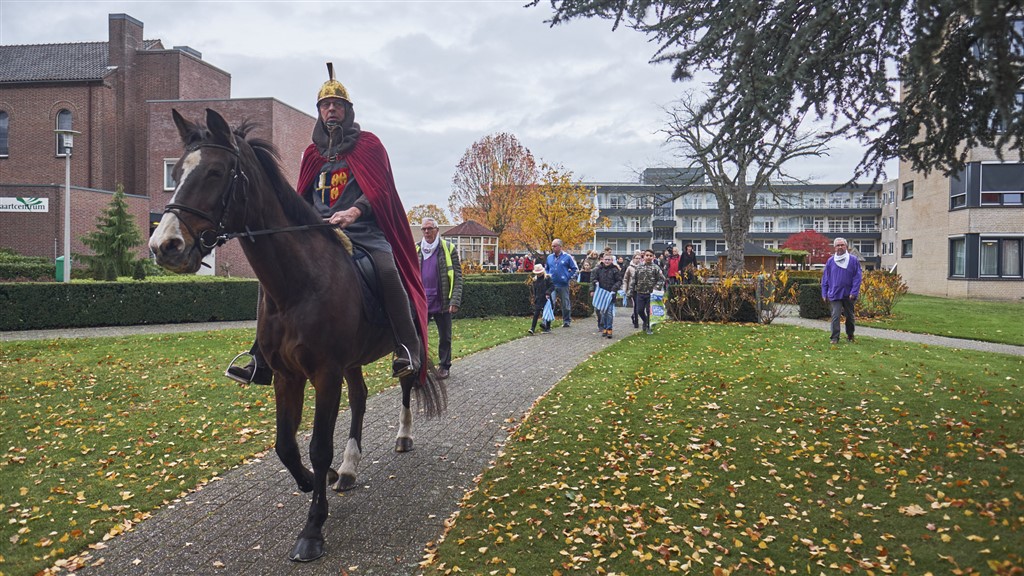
[428,311,453,369]
[635,292,652,328]
[530,308,550,332]
[830,298,856,341]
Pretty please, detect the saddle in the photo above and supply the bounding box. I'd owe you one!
[351,245,389,326]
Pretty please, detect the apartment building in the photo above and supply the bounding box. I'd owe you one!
[586,168,882,269]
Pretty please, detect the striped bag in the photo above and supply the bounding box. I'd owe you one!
[591,286,613,313]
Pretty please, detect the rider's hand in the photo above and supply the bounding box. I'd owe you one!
[328,207,362,228]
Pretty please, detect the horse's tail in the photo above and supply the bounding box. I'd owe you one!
[414,359,447,419]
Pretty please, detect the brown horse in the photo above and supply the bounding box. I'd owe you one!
[149,108,446,562]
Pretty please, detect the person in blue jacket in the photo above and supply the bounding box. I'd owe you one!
[545,238,579,327]
[821,237,863,344]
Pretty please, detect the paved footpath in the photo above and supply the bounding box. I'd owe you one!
[4,311,1020,576]
[60,318,622,576]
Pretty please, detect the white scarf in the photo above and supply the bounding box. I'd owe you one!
[833,252,849,269]
[420,236,440,258]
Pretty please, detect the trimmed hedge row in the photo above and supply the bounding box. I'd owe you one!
[0,281,260,331]
[2,277,836,332]
[798,283,830,319]
[0,278,594,331]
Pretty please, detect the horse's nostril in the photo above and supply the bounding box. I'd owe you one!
[159,238,183,257]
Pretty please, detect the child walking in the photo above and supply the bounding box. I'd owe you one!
[631,248,666,334]
[589,253,623,338]
[529,263,554,334]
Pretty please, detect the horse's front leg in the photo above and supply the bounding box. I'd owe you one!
[333,368,368,492]
[274,372,315,493]
[290,374,342,563]
[395,374,415,453]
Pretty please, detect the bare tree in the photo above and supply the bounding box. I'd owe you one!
[664,93,830,273]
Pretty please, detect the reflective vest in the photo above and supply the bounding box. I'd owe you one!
[417,240,455,300]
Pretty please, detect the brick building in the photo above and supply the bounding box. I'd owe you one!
[0,13,314,277]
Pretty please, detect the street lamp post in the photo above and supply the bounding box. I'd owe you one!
[55,129,80,283]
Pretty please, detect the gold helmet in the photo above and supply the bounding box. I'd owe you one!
[316,62,351,106]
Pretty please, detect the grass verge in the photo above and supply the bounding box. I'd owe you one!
[0,316,523,576]
[862,294,1024,346]
[422,322,1023,575]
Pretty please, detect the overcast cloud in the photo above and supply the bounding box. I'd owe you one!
[1,0,892,212]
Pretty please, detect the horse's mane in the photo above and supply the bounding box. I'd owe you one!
[229,120,349,251]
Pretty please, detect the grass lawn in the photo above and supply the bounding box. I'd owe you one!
[862,293,1024,346]
[423,322,1024,575]
[0,316,524,576]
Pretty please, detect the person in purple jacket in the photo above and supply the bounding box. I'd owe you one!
[821,237,863,344]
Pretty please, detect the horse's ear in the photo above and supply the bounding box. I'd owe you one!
[205,109,234,148]
[171,109,196,144]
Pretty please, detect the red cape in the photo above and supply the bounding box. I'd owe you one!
[297,132,428,381]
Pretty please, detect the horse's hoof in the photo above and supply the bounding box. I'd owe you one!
[327,468,339,486]
[395,437,414,453]
[333,473,358,492]
[289,537,325,562]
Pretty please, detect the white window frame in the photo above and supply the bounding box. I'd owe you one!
[164,159,178,191]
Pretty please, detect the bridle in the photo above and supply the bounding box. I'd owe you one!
[163,141,337,255]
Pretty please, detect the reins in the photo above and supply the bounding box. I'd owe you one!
[164,142,339,251]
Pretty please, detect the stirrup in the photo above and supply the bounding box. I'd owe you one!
[391,343,417,378]
[223,352,272,383]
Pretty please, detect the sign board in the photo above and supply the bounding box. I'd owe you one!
[0,197,49,212]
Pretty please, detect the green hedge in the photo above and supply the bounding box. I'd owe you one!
[464,273,531,283]
[0,280,259,330]
[458,279,592,319]
[0,261,53,281]
[798,283,830,319]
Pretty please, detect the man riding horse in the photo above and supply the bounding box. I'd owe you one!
[227,63,426,385]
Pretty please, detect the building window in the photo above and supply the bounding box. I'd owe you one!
[950,238,966,277]
[993,92,1024,133]
[163,159,178,191]
[852,239,875,257]
[1004,239,1023,277]
[901,240,913,258]
[950,167,967,209]
[901,181,914,200]
[56,109,72,156]
[0,111,8,157]
[981,238,1023,278]
[979,163,1024,206]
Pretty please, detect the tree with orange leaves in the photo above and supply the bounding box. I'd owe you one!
[448,133,537,246]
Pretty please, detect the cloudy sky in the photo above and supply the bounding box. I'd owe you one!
[1,0,891,212]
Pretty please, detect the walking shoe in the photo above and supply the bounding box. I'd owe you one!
[606,330,613,339]
[644,325,653,335]
[563,322,571,328]
[847,336,855,342]
[542,328,552,334]
[830,338,840,345]
[437,368,450,379]
[632,321,639,329]
[528,329,535,335]
[225,361,273,386]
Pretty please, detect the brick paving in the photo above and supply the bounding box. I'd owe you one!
[5,309,1020,576]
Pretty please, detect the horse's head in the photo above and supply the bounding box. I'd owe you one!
[150,109,245,273]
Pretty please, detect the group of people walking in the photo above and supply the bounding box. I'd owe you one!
[528,244,672,337]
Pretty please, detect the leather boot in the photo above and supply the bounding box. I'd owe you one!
[372,251,422,378]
